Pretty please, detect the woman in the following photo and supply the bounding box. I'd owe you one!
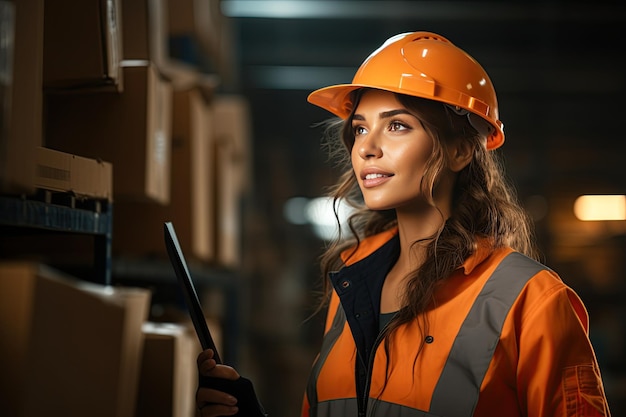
[196,32,611,417]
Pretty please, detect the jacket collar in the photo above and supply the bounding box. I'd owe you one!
[340,228,399,266]
[461,238,493,275]
[340,226,492,275]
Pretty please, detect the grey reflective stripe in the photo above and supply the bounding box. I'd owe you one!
[429,252,546,417]
[316,398,441,417]
[314,398,358,416]
[307,303,347,414]
[367,398,434,417]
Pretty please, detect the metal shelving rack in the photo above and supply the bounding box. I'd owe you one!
[0,191,243,364]
[0,190,113,285]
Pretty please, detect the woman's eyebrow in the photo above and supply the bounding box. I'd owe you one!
[352,109,411,122]
[379,109,412,119]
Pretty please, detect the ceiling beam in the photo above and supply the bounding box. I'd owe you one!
[221,1,625,21]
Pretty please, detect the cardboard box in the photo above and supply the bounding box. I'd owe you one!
[167,0,233,77]
[167,0,218,53]
[45,61,172,204]
[212,95,251,267]
[43,0,123,91]
[122,0,168,67]
[0,262,38,417]
[136,322,197,417]
[167,0,217,38]
[0,0,44,195]
[122,0,224,89]
[36,146,113,201]
[113,87,214,261]
[213,95,251,193]
[213,140,240,267]
[0,261,151,417]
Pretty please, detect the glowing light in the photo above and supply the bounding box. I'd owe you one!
[306,197,354,240]
[283,196,354,240]
[574,195,626,221]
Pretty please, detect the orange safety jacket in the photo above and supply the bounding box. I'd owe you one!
[302,228,611,417]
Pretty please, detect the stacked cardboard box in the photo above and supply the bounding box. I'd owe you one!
[42,0,174,204]
[6,0,249,266]
[122,0,169,69]
[110,91,252,266]
[0,0,116,198]
[0,1,242,413]
[167,0,233,77]
[212,95,252,267]
[113,86,214,261]
[35,146,113,201]
[0,262,151,417]
[45,61,172,204]
[0,0,43,195]
[43,0,123,92]
[136,322,197,417]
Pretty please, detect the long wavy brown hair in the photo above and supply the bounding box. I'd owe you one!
[315,88,538,362]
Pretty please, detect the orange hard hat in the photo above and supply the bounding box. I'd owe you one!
[307,31,505,149]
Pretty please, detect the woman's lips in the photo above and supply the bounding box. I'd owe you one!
[360,170,393,188]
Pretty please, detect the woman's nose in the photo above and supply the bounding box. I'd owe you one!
[357,133,383,159]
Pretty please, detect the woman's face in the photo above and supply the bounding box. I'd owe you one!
[350,89,435,212]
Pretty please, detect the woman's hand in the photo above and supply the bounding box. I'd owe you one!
[196,349,241,417]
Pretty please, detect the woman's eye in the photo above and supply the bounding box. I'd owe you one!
[389,121,408,131]
[353,125,367,136]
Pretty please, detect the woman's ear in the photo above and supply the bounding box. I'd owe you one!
[446,138,474,172]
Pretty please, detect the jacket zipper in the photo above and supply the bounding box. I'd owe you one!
[359,322,392,417]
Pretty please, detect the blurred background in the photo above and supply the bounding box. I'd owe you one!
[1,1,624,416]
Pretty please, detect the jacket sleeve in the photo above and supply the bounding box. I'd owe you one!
[516,271,611,417]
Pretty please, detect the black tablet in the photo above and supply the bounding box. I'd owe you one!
[164,221,222,363]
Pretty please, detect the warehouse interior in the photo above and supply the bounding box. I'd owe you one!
[1,0,625,416]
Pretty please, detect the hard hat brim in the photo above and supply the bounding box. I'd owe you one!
[307,83,504,150]
[307,84,364,119]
